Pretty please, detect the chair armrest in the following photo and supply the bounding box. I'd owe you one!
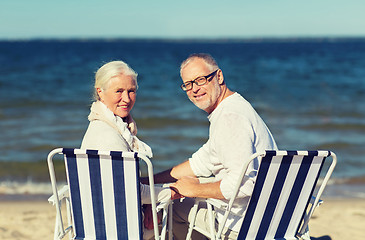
[156,199,172,212]
[206,198,225,209]
[48,185,69,205]
[310,195,323,206]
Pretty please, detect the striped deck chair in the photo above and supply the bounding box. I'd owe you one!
[47,148,172,240]
[186,150,337,240]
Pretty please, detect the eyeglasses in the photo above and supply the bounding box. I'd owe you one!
[180,69,219,91]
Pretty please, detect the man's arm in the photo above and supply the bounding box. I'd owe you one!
[141,160,196,184]
[143,159,224,199]
[170,176,225,199]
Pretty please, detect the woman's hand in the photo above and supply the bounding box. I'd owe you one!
[170,187,183,200]
[143,204,161,230]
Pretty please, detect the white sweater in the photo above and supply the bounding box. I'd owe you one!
[189,92,277,231]
[81,101,171,204]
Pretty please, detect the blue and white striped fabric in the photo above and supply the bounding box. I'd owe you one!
[63,148,143,240]
[237,150,330,240]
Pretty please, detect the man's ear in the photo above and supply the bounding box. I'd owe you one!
[217,69,224,85]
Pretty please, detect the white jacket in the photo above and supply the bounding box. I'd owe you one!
[81,101,171,203]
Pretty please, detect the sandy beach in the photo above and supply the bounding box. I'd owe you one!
[0,197,364,240]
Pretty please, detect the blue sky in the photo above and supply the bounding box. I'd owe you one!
[1,0,364,39]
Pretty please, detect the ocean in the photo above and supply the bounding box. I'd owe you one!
[1,38,365,198]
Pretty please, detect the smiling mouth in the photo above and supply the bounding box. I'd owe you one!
[194,93,206,99]
[118,105,129,109]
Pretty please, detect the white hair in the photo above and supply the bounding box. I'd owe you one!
[180,53,219,76]
[93,61,138,101]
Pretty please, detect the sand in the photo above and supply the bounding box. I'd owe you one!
[0,198,364,240]
[307,199,365,240]
[0,200,55,240]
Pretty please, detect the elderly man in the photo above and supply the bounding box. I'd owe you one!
[152,53,277,239]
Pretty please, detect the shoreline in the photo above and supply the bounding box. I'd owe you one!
[2,180,365,200]
[0,197,364,240]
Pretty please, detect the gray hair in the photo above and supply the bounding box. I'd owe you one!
[94,61,138,101]
[180,53,219,76]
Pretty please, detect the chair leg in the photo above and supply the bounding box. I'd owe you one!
[161,206,168,240]
[66,198,73,239]
[54,212,59,240]
[54,200,62,240]
[299,225,311,240]
[168,202,173,240]
[185,200,200,240]
[207,203,216,240]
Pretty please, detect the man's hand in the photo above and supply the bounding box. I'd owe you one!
[170,176,200,198]
[170,176,225,199]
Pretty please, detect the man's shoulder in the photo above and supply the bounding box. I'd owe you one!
[218,94,254,116]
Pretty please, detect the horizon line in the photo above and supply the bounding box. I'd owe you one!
[1,35,365,43]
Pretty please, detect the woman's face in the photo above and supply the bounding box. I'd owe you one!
[97,74,137,118]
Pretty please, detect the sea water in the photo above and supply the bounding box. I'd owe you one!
[1,38,365,198]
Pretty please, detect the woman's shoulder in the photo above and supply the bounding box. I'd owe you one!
[85,120,119,136]
[81,120,128,151]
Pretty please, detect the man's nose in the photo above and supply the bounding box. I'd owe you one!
[191,82,200,92]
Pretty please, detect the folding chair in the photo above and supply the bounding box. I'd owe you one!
[47,148,172,240]
[186,150,337,240]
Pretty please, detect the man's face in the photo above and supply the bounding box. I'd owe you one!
[181,58,221,114]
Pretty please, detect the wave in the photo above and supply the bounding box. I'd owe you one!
[137,117,208,129]
[314,141,363,150]
[1,176,365,199]
[0,180,61,196]
[300,122,365,132]
[0,160,66,182]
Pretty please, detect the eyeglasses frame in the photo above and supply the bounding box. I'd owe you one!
[180,69,219,91]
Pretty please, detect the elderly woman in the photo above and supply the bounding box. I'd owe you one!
[81,60,176,205]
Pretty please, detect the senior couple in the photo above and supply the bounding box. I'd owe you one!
[81,53,277,240]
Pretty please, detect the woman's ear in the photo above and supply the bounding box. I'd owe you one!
[96,88,103,101]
